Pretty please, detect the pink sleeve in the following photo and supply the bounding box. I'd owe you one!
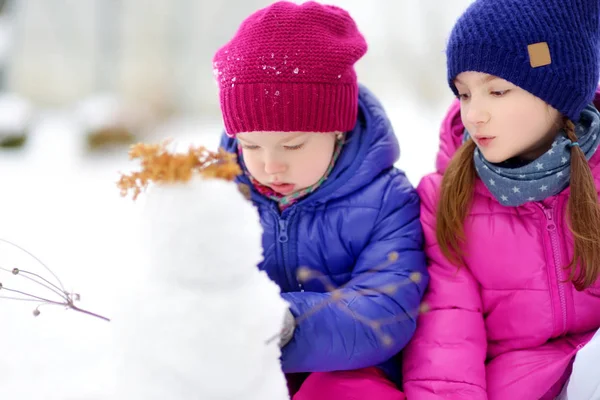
[402,175,488,399]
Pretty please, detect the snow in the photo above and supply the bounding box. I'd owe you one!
[75,94,125,132]
[384,96,447,185]
[0,92,32,133]
[74,94,157,135]
[0,113,135,399]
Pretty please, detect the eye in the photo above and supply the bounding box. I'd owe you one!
[490,90,509,97]
[241,144,260,150]
[457,93,470,101]
[284,143,305,150]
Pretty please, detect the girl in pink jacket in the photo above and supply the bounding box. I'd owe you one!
[402,0,600,399]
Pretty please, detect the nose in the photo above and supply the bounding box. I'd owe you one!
[264,153,287,175]
[464,100,490,126]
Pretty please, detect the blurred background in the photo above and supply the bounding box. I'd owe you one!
[0,1,474,398]
[0,0,475,181]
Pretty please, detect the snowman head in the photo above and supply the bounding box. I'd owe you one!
[142,177,263,289]
[120,142,263,289]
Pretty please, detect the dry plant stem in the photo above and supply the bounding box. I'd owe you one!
[0,239,110,322]
[0,239,66,291]
[0,267,67,300]
[1,286,61,304]
[0,277,111,322]
[265,252,424,346]
[68,304,111,322]
[0,296,45,302]
[264,277,419,346]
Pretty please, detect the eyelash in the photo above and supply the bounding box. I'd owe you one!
[457,90,510,100]
[284,143,305,150]
[240,143,305,150]
[491,90,509,97]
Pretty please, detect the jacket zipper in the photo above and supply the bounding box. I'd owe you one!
[538,202,567,335]
[275,209,303,292]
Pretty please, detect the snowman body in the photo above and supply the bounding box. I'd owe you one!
[115,177,290,400]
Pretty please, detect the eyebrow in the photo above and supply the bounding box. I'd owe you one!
[237,137,255,145]
[280,133,307,143]
[454,74,499,85]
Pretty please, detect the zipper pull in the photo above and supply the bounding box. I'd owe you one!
[278,220,289,243]
[544,208,556,231]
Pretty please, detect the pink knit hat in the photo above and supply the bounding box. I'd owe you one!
[213,1,367,136]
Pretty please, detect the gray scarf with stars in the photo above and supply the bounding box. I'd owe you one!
[466,103,600,207]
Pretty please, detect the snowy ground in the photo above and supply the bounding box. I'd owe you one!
[0,99,440,398]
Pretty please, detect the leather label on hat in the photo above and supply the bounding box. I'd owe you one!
[528,42,551,68]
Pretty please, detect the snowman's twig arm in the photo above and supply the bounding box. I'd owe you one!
[0,239,110,322]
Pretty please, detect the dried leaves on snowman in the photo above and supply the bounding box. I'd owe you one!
[117,140,248,200]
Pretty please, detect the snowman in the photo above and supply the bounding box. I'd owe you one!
[113,142,290,400]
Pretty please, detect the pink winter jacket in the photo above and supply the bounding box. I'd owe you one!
[402,90,600,400]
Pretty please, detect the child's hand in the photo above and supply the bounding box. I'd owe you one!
[279,309,296,348]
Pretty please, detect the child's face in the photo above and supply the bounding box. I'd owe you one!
[237,131,338,195]
[454,71,561,163]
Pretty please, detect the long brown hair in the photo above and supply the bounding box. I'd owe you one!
[436,118,600,290]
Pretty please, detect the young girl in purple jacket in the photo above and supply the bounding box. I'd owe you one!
[214,2,428,399]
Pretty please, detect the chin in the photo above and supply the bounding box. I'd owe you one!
[479,149,511,164]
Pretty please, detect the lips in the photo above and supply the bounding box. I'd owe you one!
[270,182,295,195]
[474,135,496,147]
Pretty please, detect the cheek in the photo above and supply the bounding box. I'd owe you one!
[241,152,264,176]
[297,149,333,180]
[307,155,331,174]
[459,108,470,128]
[510,112,551,145]
[494,108,531,142]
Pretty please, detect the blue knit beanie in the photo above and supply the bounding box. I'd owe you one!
[447,0,600,122]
